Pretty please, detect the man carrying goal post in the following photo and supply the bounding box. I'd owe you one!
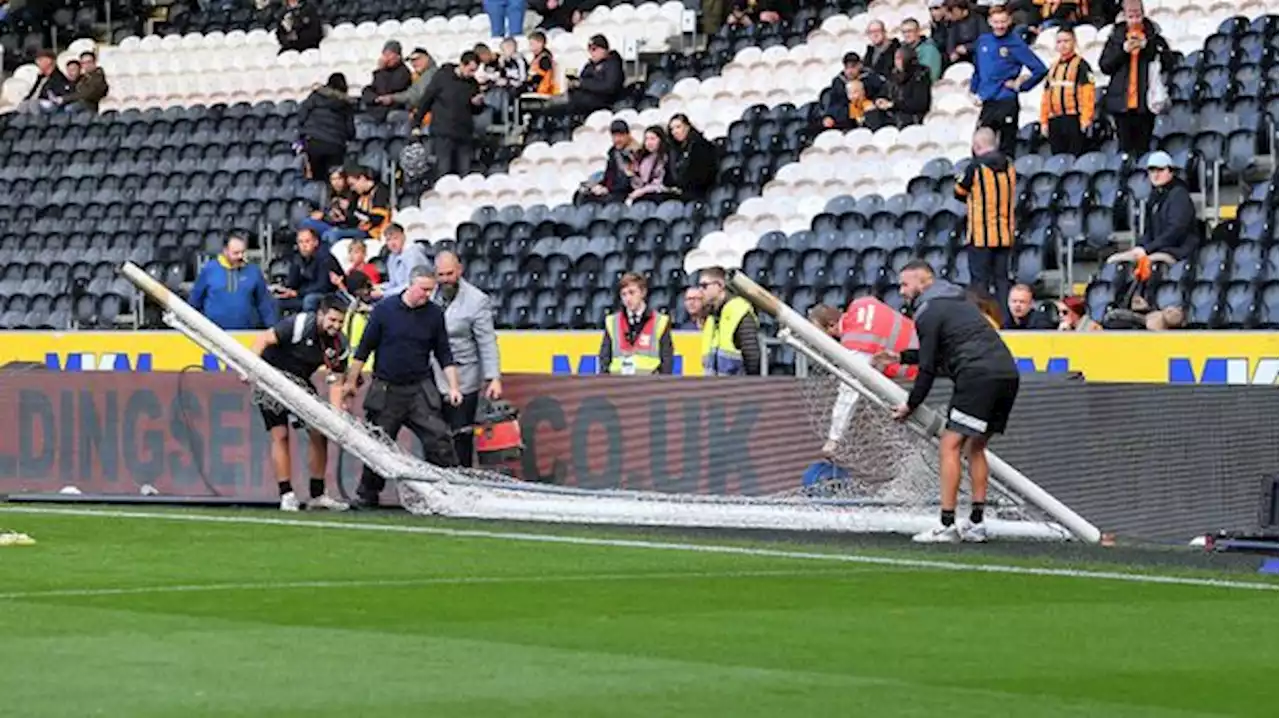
[808,296,918,459]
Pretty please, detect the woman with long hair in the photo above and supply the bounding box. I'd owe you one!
[627,125,675,203]
[667,113,719,201]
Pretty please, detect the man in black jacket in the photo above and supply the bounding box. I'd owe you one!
[1106,151,1198,266]
[863,20,901,79]
[821,52,885,129]
[361,41,414,121]
[541,34,625,117]
[276,0,323,53]
[576,119,637,204]
[276,228,343,313]
[1003,284,1054,329]
[18,50,73,114]
[877,261,1020,544]
[299,73,356,179]
[413,51,486,179]
[944,0,989,65]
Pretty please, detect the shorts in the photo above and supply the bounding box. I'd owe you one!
[259,380,318,431]
[946,373,1020,438]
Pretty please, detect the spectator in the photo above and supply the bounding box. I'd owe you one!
[667,113,718,201]
[681,286,704,330]
[945,0,989,66]
[189,235,279,330]
[837,79,877,130]
[1098,0,1171,159]
[1031,0,1085,30]
[378,223,431,298]
[361,41,413,121]
[349,166,392,240]
[627,125,675,204]
[541,34,624,116]
[725,0,753,28]
[1103,294,1185,330]
[864,20,901,79]
[61,59,80,89]
[599,272,675,375]
[524,30,558,96]
[484,0,526,38]
[969,7,1046,157]
[59,51,108,114]
[375,47,437,131]
[492,37,529,101]
[299,73,356,180]
[822,53,883,129]
[957,127,1016,312]
[1106,151,1198,266]
[276,228,342,313]
[698,266,762,376]
[338,239,382,287]
[751,0,793,25]
[928,0,952,58]
[413,51,486,179]
[1039,27,1095,156]
[431,251,503,465]
[901,18,942,83]
[300,167,362,242]
[575,119,637,204]
[275,0,323,54]
[17,49,72,114]
[1003,284,1054,328]
[1056,296,1102,331]
[873,46,932,129]
[532,0,584,32]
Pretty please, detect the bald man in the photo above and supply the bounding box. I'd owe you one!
[431,251,502,465]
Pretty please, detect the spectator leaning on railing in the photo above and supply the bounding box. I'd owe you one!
[190,234,279,330]
[599,272,675,375]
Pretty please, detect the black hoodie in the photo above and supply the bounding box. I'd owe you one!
[299,86,356,148]
[1140,177,1198,260]
[573,50,625,111]
[413,63,484,139]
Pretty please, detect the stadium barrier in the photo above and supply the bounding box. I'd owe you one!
[1,330,1276,383]
[0,370,1274,541]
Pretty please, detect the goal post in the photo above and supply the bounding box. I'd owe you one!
[727,269,1102,544]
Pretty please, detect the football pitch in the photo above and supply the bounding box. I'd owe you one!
[0,506,1275,717]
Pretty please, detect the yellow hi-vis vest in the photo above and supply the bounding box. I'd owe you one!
[604,311,669,375]
[343,309,375,372]
[701,296,754,376]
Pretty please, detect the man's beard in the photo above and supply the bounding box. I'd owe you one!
[441,283,459,300]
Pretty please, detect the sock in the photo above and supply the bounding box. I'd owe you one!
[310,478,325,499]
[277,480,293,497]
[940,509,956,527]
[970,502,986,525]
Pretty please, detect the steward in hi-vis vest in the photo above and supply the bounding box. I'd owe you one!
[840,296,919,380]
[696,266,761,376]
[598,272,675,375]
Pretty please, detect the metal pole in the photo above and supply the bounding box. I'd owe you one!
[728,269,1102,543]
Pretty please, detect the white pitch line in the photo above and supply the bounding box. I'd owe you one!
[0,568,871,602]
[2,506,1276,592]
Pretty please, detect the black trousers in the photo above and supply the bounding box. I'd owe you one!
[359,378,459,502]
[968,246,1012,317]
[977,98,1020,158]
[431,135,473,179]
[1047,115,1088,156]
[304,139,346,180]
[442,391,481,467]
[1113,111,1155,159]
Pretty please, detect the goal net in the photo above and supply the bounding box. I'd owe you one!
[118,263,1094,542]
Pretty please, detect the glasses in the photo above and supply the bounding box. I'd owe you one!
[697,281,721,289]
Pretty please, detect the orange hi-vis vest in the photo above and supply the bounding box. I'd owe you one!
[839,297,919,379]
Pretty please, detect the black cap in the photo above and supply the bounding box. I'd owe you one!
[609,119,630,134]
[842,51,861,67]
[588,34,609,50]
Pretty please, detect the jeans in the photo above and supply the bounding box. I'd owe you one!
[483,0,526,36]
[298,218,368,245]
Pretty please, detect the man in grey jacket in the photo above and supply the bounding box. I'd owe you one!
[431,251,503,465]
[374,47,438,118]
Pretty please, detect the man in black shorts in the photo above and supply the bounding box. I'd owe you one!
[875,261,1020,543]
[249,294,352,512]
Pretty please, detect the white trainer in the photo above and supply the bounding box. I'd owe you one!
[279,492,301,512]
[912,523,962,544]
[0,530,36,547]
[307,495,350,512]
[960,521,989,543]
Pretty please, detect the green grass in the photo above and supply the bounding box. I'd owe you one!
[0,508,1275,717]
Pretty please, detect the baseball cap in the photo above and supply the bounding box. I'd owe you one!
[383,40,403,55]
[928,0,946,7]
[409,47,430,59]
[842,51,862,67]
[588,34,609,51]
[609,119,630,134]
[1145,151,1175,169]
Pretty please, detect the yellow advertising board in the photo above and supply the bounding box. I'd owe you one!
[1,330,1276,384]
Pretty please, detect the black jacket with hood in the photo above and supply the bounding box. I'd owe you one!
[902,279,1019,410]
[1140,176,1198,260]
[670,131,718,200]
[573,50,625,111]
[413,63,484,139]
[1098,18,1173,115]
[299,85,357,148]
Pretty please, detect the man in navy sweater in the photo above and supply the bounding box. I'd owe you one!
[968,8,1046,157]
[344,265,463,508]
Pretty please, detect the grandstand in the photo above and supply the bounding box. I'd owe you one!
[0,0,1276,338]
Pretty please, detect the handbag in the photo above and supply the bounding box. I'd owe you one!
[1146,56,1169,115]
